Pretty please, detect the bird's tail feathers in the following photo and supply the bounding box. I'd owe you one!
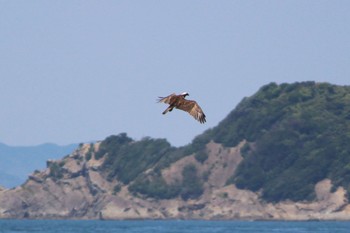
[157,96,165,103]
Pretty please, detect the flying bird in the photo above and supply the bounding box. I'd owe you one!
[158,92,206,123]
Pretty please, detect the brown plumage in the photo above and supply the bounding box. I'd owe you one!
[157,92,206,123]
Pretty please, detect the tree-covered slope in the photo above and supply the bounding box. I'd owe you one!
[207,82,350,202]
[92,133,204,200]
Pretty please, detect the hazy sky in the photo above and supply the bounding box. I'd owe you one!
[1,1,350,147]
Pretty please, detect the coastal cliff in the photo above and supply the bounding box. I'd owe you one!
[0,141,349,220]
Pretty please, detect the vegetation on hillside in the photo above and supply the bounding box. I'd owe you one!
[95,133,205,200]
[219,82,350,202]
[128,163,204,200]
[100,134,174,184]
[129,173,181,199]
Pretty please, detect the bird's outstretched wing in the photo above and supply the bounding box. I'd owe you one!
[157,93,176,104]
[176,99,206,123]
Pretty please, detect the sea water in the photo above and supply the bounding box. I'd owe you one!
[0,220,350,233]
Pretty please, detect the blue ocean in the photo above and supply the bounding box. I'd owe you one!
[1,220,350,233]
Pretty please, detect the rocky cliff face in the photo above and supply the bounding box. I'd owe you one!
[1,141,349,220]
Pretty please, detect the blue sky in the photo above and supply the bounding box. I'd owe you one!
[1,1,350,147]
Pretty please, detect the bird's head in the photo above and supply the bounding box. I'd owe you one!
[181,92,189,97]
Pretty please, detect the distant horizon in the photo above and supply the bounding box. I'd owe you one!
[0,141,79,147]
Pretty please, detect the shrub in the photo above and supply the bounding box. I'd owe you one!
[180,164,204,200]
[48,162,64,180]
[194,150,208,164]
[128,175,181,199]
[101,135,172,184]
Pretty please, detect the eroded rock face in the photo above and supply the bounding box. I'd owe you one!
[0,142,349,220]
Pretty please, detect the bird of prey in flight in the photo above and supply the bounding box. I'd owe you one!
[158,92,206,123]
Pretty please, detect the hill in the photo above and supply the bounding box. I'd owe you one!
[197,81,350,202]
[1,81,350,220]
[0,143,78,188]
